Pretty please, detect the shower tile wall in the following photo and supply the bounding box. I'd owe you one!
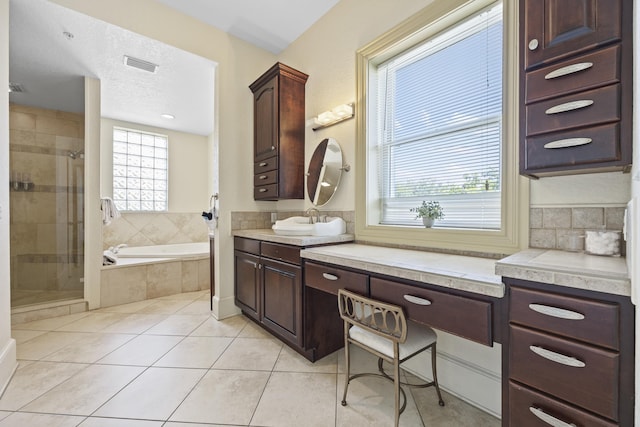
[9,104,85,306]
[102,212,209,249]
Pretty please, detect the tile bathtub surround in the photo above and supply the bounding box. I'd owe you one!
[3,290,499,426]
[530,206,627,252]
[231,210,356,234]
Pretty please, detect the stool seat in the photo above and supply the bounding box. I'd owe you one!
[349,318,437,360]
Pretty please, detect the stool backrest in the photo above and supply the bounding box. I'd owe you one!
[337,289,408,344]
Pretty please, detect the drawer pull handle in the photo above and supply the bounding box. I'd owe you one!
[403,295,432,306]
[544,138,592,149]
[258,188,268,193]
[529,346,586,368]
[259,162,268,167]
[529,304,585,320]
[322,273,339,281]
[545,62,593,80]
[545,100,594,115]
[530,407,577,427]
[259,175,268,180]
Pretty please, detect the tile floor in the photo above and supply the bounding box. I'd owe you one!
[1,290,500,426]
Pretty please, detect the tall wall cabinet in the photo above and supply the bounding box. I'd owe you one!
[519,0,633,178]
[249,63,308,200]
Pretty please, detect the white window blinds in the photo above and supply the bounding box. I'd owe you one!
[375,3,503,229]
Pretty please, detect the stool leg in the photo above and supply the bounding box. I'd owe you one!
[341,338,351,406]
[393,348,401,427]
[431,343,445,406]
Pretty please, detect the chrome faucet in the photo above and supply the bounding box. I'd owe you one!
[109,243,128,254]
[305,207,320,224]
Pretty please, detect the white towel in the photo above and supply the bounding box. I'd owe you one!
[101,197,121,225]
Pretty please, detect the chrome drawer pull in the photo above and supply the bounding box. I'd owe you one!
[528,304,585,320]
[322,273,339,281]
[545,100,593,115]
[530,407,577,427]
[403,295,432,306]
[544,138,592,149]
[545,62,593,80]
[259,175,268,180]
[529,346,586,368]
[259,162,268,167]
[258,188,268,193]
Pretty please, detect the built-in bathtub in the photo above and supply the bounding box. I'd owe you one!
[100,242,211,307]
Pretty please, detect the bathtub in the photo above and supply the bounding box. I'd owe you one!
[116,242,209,259]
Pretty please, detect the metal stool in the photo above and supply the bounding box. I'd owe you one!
[338,289,444,427]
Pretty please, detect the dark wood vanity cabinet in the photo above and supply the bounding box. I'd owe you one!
[234,237,303,348]
[519,0,633,177]
[502,278,634,426]
[249,63,308,200]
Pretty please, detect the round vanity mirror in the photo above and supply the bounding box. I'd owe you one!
[307,138,344,206]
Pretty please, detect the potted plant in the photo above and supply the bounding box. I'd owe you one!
[410,201,444,228]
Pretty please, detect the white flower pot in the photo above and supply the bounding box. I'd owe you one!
[422,217,434,228]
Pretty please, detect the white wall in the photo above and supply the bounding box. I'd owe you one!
[100,118,210,213]
[0,0,18,395]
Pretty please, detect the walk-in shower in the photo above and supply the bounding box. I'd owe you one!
[9,104,85,308]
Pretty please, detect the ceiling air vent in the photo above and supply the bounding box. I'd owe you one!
[8,82,25,93]
[123,55,159,73]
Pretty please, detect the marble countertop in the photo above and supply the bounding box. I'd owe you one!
[233,229,355,247]
[300,243,504,298]
[496,249,630,297]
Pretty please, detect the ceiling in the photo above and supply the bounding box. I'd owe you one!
[8,0,338,136]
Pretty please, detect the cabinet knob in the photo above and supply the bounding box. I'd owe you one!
[271,146,275,151]
[259,162,268,167]
[528,38,539,50]
[259,188,268,193]
[259,175,268,180]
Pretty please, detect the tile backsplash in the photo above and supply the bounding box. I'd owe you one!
[529,206,626,252]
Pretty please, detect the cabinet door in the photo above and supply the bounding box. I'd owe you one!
[253,75,279,161]
[261,258,302,347]
[234,250,260,321]
[523,0,622,70]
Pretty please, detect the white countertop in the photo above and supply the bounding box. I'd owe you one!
[496,249,631,296]
[301,243,504,298]
[233,229,355,246]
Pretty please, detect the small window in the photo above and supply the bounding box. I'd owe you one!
[112,127,168,211]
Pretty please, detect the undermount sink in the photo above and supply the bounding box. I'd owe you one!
[272,216,346,236]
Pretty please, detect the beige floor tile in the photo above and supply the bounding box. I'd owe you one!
[21,364,144,416]
[93,367,206,420]
[143,314,209,335]
[164,423,226,427]
[251,371,337,427]
[0,361,88,411]
[153,336,232,368]
[274,345,338,374]
[0,412,84,426]
[98,335,183,366]
[189,315,247,337]
[175,300,212,314]
[78,418,163,426]
[12,312,90,331]
[99,313,168,334]
[41,333,135,363]
[412,388,499,426]
[336,373,424,427]
[169,369,270,425]
[11,329,46,344]
[54,312,129,332]
[157,290,208,301]
[0,413,8,422]
[238,320,274,338]
[16,331,87,360]
[136,300,195,315]
[95,299,157,314]
[212,337,283,371]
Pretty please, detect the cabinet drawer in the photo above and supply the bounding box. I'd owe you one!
[254,156,278,174]
[254,184,278,200]
[254,170,277,186]
[261,242,300,265]
[523,123,620,172]
[510,325,619,420]
[510,286,619,350]
[234,237,260,255]
[304,261,368,296]
[509,381,617,427]
[370,278,492,346]
[526,45,620,104]
[526,84,620,136]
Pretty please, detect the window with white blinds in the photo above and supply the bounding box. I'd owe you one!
[112,127,168,212]
[374,3,503,230]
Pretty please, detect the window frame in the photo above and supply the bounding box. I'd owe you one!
[355,0,528,255]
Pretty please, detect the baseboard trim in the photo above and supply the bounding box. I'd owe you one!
[0,338,17,398]
[211,295,241,320]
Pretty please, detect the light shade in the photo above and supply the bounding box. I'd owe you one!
[312,103,355,131]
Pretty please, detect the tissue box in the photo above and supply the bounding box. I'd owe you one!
[584,230,622,257]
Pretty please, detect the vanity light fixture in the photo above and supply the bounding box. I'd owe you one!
[160,113,175,119]
[312,103,355,131]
